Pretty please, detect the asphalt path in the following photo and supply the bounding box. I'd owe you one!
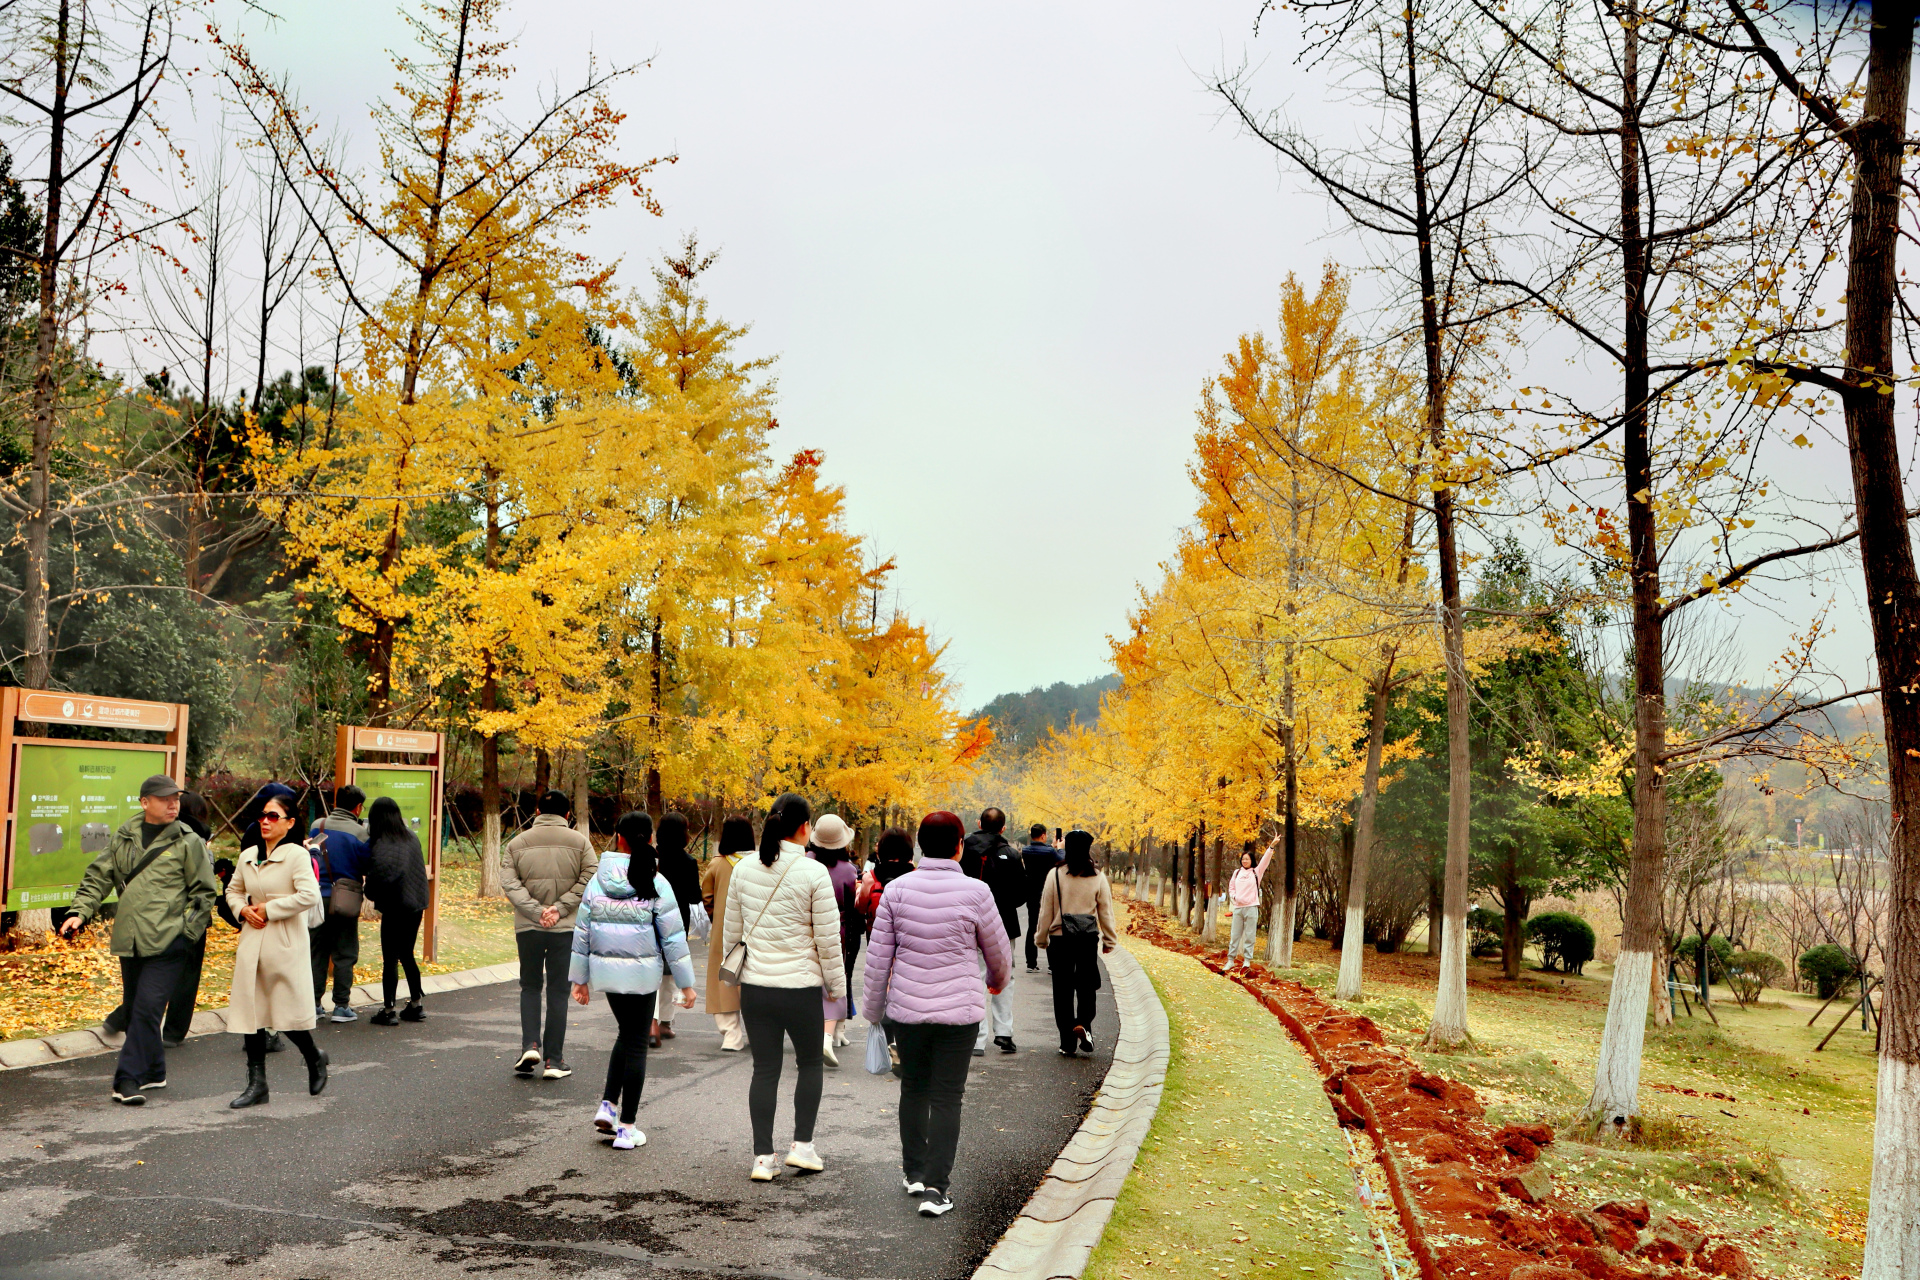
[0,939,1111,1280]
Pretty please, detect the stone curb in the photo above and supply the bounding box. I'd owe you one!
[970,941,1171,1280]
[0,960,521,1072]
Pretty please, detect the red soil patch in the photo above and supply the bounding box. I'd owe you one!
[1127,913,1759,1280]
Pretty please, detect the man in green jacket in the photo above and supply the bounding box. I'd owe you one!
[59,775,219,1104]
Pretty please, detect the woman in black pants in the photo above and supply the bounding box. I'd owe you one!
[363,798,428,1025]
[719,794,847,1181]
[1034,830,1117,1056]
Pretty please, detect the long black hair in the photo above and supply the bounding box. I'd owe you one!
[873,826,915,887]
[718,817,755,857]
[759,793,810,866]
[367,796,411,844]
[1063,830,1098,877]
[616,811,657,884]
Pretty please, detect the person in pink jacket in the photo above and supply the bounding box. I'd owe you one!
[1227,840,1277,968]
[860,811,1013,1219]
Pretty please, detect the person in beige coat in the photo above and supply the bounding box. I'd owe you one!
[501,791,598,1077]
[701,817,755,1051]
[226,794,329,1108]
[1034,830,1117,1058]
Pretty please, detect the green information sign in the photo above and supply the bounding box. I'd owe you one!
[9,744,168,909]
[354,767,434,852]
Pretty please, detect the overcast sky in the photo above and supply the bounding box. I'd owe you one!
[199,0,1878,710]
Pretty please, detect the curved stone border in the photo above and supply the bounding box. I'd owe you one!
[972,941,1170,1280]
[0,960,520,1071]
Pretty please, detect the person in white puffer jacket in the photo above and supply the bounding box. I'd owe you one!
[721,793,845,1182]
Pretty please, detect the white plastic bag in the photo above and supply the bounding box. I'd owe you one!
[865,1023,891,1075]
[684,901,711,944]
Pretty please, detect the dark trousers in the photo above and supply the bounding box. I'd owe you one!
[892,1019,978,1191]
[1049,935,1101,1045]
[602,991,658,1124]
[1024,896,1046,970]
[842,930,862,1019]
[381,910,423,1005]
[739,984,825,1155]
[106,937,205,1044]
[517,930,573,1060]
[310,911,360,1007]
[114,951,187,1090]
[243,1028,317,1065]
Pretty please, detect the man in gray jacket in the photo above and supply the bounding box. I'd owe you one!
[502,790,598,1078]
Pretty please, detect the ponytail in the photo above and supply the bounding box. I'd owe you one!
[759,793,811,866]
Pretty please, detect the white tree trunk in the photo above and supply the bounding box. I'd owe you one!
[1427,912,1473,1046]
[1274,893,1296,968]
[1582,948,1654,1133]
[1267,896,1286,965]
[1157,872,1168,914]
[1336,904,1367,1001]
[574,768,591,839]
[1864,1054,1920,1277]
[480,809,503,897]
[1650,950,1673,1027]
[1202,891,1219,942]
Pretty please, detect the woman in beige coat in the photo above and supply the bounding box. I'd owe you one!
[701,817,754,1051]
[1035,830,1117,1058]
[226,794,329,1107]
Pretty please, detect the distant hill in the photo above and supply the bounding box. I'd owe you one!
[976,675,1120,757]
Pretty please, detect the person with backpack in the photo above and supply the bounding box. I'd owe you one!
[652,812,703,1047]
[501,790,599,1076]
[854,826,916,934]
[700,817,755,1052]
[721,794,845,1181]
[364,797,430,1027]
[570,811,697,1151]
[860,811,1013,1218]
[60,775,219,1105]
[807,812,860,1065]
[961,808,1025,1054]
[1034,830,1117,1057]
[307,785,371,1023]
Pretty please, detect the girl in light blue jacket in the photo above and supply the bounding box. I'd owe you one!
[570,812,697,1150]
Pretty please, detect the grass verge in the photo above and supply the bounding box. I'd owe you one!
[1085,933,1392,1280]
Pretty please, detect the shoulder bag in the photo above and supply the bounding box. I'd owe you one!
[718,854,797,986]
[1055,867,1098,938]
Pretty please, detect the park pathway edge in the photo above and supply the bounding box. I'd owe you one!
[970,941,1170,1280]
[0,960,521,1070]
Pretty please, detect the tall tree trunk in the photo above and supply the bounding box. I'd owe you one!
[1842,5,1920,1269]
[1427,874,1444,956]
[1338,671,1393,999]
[22,0,72,693]
[534,747,551,797]
[1584,3,1664,1132]
[476,490,504,897]
[574,756,591,839]
[646,616,664,816]
[1501,866,1526,981]
[1203,832,1222,941]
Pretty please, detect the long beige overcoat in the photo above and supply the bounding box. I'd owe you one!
[226,837,320,1033]
[700,851,744,1014]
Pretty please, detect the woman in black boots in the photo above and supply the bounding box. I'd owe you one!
[365,797,429,1026]
[225,795,329,1106]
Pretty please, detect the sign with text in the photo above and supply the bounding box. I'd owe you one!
[354,768,435,872]
[7,744,167,909]
[352,728,437,753]
[18,692,177,732]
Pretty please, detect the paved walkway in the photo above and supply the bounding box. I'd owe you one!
[0,949,1111,1280]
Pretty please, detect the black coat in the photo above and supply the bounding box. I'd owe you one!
[964,831,1025,937]
[657,849,702,923]
[367,832,429,914]
[1022,841,1062,903]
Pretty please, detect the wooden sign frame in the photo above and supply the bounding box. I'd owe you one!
[0,687,191,912]
[333,725,446,961]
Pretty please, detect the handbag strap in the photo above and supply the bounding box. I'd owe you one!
[742,852,799,950]
[121,837,174,890]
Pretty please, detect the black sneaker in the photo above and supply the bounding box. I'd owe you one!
[514,1047,541,1075]
[543,1059,573,1079]
[140,1073,167,1090]
[994,1036,1016,1054]
[1075,1026,1094,1055]
[370,1005,399,1027]
[110,1086,146,1106]
[918,1189,954,1217]
[1058,1044,1076,1057]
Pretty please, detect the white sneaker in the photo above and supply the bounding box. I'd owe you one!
[821,1034,839,1068]
[593,1100,618,1133]
[750,1154,782,1181]
[902,1176,925,1195]
[785,1141,823,1172]
[611,1124,644,1150]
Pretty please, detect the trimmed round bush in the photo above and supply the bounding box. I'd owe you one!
[1798,944,1859,999]
[1726,951,1785,1005]
[1467,906,1504,957]
[1675,934,1734,984]
[1527,911,1597,975]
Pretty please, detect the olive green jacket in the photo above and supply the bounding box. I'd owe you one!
[69,815,219,958]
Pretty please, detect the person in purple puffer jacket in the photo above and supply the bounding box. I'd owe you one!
[860,810,1013,1219]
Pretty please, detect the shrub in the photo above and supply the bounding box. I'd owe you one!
[1797,944,1859,999]
[1467,906,1503,957]
[1726,951,1785,1006]
[1675,934,1734,984]
[1528,911,1597,975]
